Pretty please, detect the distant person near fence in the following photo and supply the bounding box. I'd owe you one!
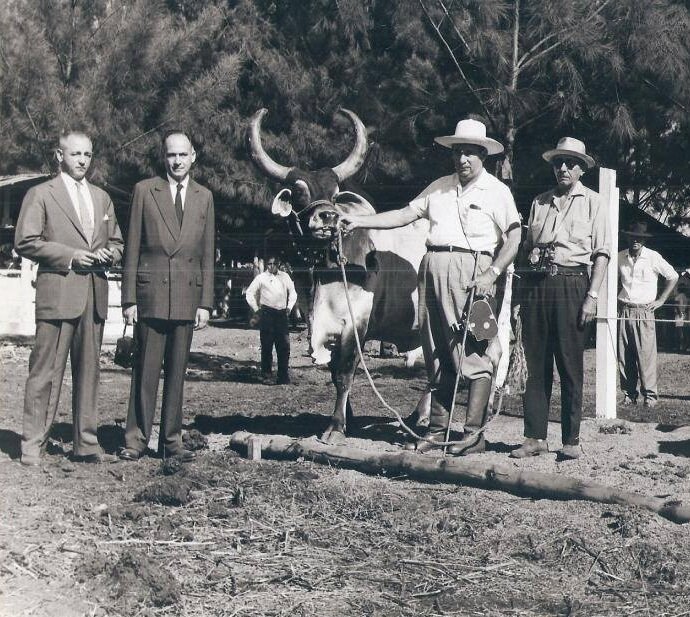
[617,221,678,408]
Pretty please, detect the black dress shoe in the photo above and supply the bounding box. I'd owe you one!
[163,448,196,462]
[119,447,142,461]
[73,452,118,464]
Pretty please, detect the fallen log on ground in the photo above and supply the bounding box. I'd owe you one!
[228,431,690,525]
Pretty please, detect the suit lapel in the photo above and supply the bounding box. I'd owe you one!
[48,176,89,244]
[151,176,181,242]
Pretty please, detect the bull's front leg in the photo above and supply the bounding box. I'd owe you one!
[320,313,370,444]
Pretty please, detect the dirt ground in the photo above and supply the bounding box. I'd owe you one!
[1,323,690,617]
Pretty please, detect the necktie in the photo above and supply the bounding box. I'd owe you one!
[75,181,94,241]
[175,183,184,224]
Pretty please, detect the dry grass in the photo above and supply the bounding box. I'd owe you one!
[2,328,690,616]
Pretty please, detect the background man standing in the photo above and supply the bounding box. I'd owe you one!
[512,137,610,461]
[245,255,298,385]
[341,118,521,455]
[14,130,123,466]
[120,130,215,462]
[618,220,678,407]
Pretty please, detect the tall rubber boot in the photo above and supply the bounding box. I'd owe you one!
[448,377,491,455]
[404,391,449,453]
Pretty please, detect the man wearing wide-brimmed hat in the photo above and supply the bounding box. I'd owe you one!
[511,137,610,461]
[617,220,677,408]
[340,118,521,455]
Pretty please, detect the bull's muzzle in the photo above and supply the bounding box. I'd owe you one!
[310,209,340,238]
[318,210,339,226]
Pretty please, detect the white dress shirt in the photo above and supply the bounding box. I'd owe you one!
[408,169,520,253]
[168,174,190,210]
[618,246,678,305]
[245,271,298,313]
[61,172,95,229]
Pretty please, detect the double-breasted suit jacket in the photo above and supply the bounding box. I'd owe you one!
[14,175,124,458]
[121,176,215,320]
[122,175,214,456]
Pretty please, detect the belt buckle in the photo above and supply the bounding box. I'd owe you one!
[448,245,454,252]
[548,263,558,276]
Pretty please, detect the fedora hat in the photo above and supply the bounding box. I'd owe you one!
[621,220,653,238]
[434,119,504,155]
[542,137,595,169]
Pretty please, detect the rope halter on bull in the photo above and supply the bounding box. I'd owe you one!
[334,228,526,451]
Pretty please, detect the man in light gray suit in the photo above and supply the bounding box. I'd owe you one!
[14,130,124,466]
[120,130,215,462]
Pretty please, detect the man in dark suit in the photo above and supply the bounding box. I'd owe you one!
[14,130,124,466]
[120,130,215,462]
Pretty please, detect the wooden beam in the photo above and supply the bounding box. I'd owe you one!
[596,168,619,419]
[229,431,690,524]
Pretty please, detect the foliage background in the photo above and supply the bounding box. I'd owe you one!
[1,0,689,250]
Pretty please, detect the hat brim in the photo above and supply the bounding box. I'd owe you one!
[621,229,653,239]
[542,148,595,169]
[434,135,504,155]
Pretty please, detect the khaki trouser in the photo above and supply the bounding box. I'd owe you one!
[618,304,658,402]
[418,251,495,430]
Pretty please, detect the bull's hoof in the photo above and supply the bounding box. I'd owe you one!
[320,427,347,445]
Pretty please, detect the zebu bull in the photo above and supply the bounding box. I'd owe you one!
[248,108,429,443]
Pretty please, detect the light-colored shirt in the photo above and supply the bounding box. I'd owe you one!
[617,246,678,305]
[60,172,95,229]
[245,270,297,313]
[167,174,189,210]
[526,181,610,267]
[408,169,520,253]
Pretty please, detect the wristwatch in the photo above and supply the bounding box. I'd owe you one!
[489,265,501,277]
[586,290,599,300]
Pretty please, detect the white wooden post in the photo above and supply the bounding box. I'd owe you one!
[595,168,619,419]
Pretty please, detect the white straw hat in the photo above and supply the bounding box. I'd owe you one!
[434,119,504,155]
[542,137,595,169]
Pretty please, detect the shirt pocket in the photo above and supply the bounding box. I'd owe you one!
[570,219,591,244]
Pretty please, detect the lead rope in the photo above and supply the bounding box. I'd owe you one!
[335,229,475,448]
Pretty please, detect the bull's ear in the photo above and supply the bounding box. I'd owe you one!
[334,191,375,213]
[271,188,293,217]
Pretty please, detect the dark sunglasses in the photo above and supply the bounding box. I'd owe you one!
[551,157,580,169]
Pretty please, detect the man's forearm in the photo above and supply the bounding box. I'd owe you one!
[588,254,609,293]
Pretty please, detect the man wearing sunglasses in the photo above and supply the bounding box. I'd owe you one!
[245,255,297,385]
[512,137,610,461]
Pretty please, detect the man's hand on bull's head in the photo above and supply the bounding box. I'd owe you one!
[338,214,362,235]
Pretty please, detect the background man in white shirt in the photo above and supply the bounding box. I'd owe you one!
[618,220,678,408]
[245,255,298,385]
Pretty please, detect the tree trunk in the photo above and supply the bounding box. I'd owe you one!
[228,431,690,525]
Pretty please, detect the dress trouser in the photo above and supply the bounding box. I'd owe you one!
[259,305,290,380]
[417,251,495,431]
[125,318,194,455]
[521,272,588,446]
[22,277,104,458]
[618,304,658,401]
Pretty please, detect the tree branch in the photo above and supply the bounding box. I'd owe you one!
[418,0,496,129]
[517,0,615,71]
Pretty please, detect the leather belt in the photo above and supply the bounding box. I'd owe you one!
[546,264,588,276]
[427,245,492,257]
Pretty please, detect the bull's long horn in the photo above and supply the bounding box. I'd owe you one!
[247,109,293,182]
[331,108,368,183]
